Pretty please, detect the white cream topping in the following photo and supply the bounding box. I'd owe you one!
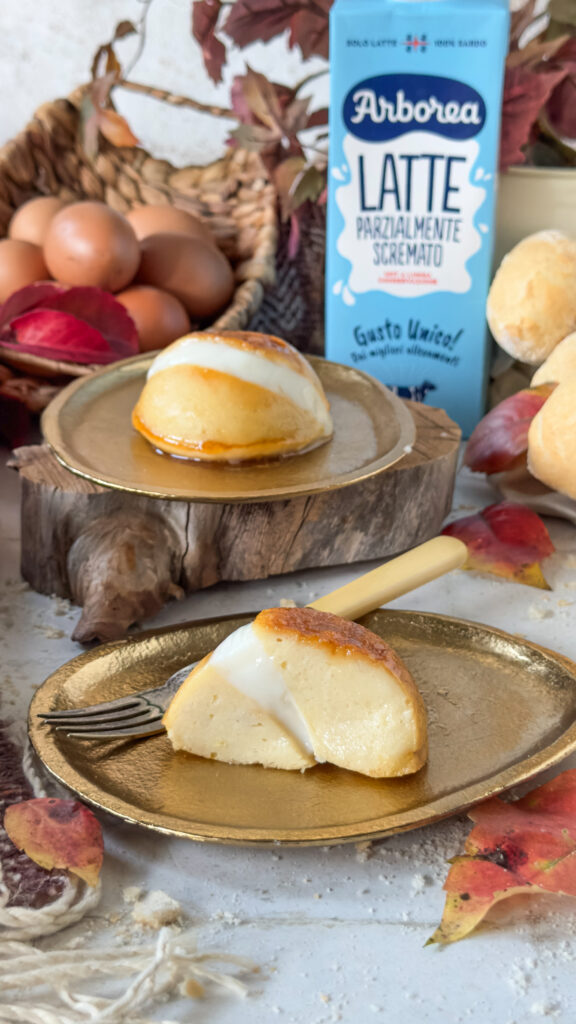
[209,623,314,755]
[147,336,331,429]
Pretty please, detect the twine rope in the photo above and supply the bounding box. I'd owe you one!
[0,929,255,1023]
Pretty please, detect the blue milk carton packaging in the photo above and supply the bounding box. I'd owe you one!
[325,0,509,435]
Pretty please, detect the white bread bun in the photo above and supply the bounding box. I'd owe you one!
[163,607,428,778]
[528,379,576,499]
[487,231,576,364]
[531,331,576,386]
[132,329,333,462]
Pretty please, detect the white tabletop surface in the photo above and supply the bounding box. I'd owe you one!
[2,448,576,1023]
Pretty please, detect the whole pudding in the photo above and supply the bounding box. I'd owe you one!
[132,330,334,462]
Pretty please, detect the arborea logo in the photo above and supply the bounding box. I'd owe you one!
[343,73,486,142]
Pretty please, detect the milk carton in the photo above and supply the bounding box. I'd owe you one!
[325,0,509,435]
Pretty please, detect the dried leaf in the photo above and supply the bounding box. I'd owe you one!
[509,0,540,50]
[82,70,138,157]
[113,19,137,40]
[224,0,332,60]
[429,770,576,945]
[464,386,554,474]
[4,798,104,887]
[442,501,555,589]
[506,35,568,71]
[229,122,280,153]
[500,61,567,169]
[550,0,576,30]
[224,0,300,46]
[289,7,330,60]
[235,66,284,130]
[306,106,329,129]
[273,156,306,219]
[192,0,226,84]
[291,164,326,209]
[91,44,122,83]
[282,95,312,135]
[0,373,59,413]
[98,108,140,148]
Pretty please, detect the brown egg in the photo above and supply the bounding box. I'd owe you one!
[44,201,140,291]
[8,196,68,246]
[126,204,215,246]
[0,239,49,302]
[136,233,235,319]
[115,285,190,352]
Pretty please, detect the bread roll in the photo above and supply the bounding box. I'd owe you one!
[531,331,576,386]
[528,379,576,499]
[487,231,576,364]
[132,329,333,462]
[163,606,428,778]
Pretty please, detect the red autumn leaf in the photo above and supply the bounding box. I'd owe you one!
[1,311,121,364]
[0,284,139,364]
[1,310,134,365]
[442,501,555,589]
[545,39,576,139]
[464,386,554,475]
[429,770,576,945]
[45,287,139,351]
[4,797,104,886]
[0,281,67,328]
[192,0,227,83]
[500,61,567,170]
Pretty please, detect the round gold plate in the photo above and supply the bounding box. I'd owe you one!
[29,610,576,847]
[40,355,415,503]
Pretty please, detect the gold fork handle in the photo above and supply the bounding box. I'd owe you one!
[307,536,467,621]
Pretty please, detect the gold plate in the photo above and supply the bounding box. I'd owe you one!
[40,355,415,503]
[29,610,576,846]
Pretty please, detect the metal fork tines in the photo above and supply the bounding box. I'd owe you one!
[37,698,165,739]
[37,662,196,739]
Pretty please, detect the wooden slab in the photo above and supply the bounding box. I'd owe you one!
[10,402,460,644]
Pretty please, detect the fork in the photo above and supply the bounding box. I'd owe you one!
[37,535,466,739]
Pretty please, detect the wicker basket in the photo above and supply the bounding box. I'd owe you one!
[0,88,278,380]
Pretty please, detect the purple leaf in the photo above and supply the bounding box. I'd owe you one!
[192,0,227,84]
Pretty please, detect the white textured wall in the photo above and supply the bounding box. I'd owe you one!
[0,0,325,166]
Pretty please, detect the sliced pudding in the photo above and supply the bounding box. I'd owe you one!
[163,607,428,778]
